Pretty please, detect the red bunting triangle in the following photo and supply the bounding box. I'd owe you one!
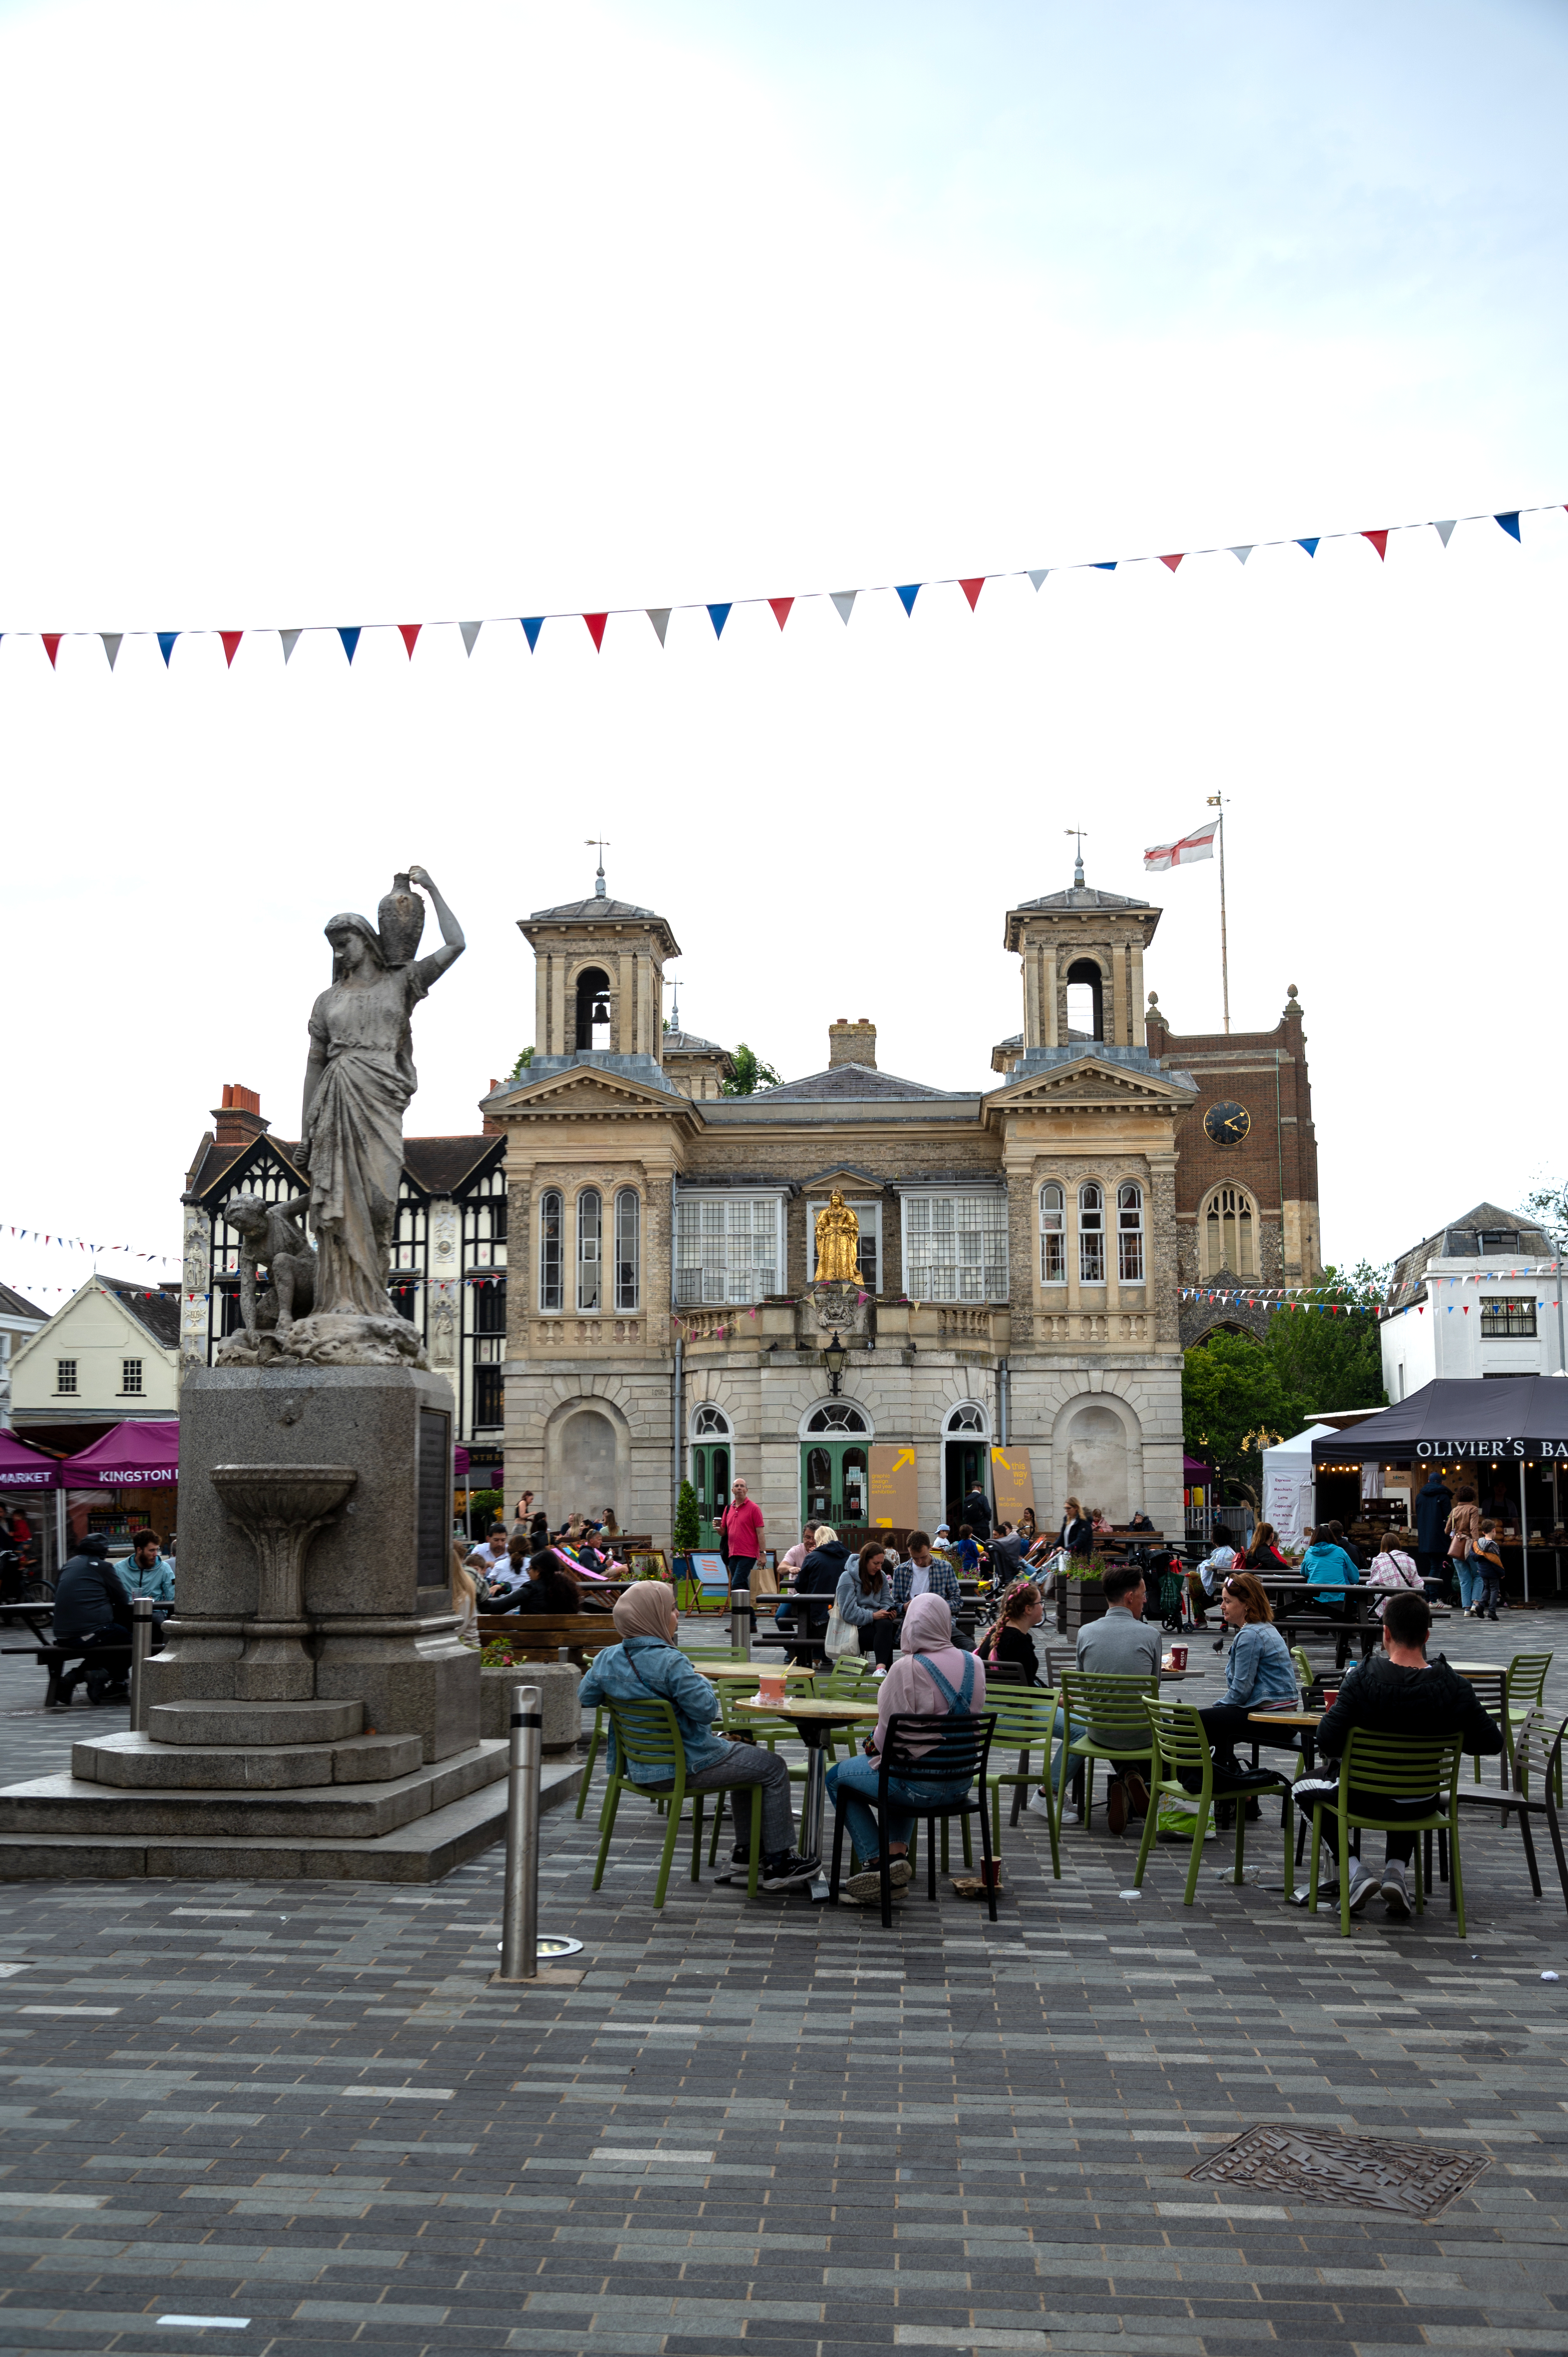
[959,577,985,611]
[220,631,243,668]
[1159,553,1184,573]
[398,623,421,659]
[584,613,608,652]
[1363,529,1389,562]
[768,597,794,630]
[41,634,61,670]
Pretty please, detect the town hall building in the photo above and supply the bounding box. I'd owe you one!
[481,859,1323,1550]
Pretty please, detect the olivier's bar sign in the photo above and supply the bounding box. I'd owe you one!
[1414,1438,1568,1459]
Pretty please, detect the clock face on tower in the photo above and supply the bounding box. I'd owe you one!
[1204,1100,1251,1148]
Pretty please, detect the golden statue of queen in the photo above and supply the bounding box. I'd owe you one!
[812,1190,861,1285]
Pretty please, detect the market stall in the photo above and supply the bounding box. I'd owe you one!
[58,1420,179,1550]
[1308,1376,1568,1601]
[0,1431,63,1574]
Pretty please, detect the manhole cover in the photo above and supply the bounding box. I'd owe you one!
[1188,2124,1488,2218]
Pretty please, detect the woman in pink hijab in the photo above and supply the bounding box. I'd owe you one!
[825,1593,987,1904]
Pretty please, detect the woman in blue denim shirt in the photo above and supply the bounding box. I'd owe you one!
[1197,1569,1300,1774]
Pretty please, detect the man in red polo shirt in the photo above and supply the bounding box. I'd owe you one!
[719,1478,769,1601]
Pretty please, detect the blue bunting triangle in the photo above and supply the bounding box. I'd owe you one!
[521,617,544,652]
[1093,561,1116,572]
[1298,537,1320,557]
[157,632,178,667]
[1496,511,1522,541]
[338,626,361,665]
[707,603,731,640]
[896,584,921,616]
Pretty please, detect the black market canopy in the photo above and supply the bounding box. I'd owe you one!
[1309,1377,1568,1465]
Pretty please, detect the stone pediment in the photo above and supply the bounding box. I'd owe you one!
[800,1165,886,1194]
[487,1063,704,1126]
[983,1055,1197,1120]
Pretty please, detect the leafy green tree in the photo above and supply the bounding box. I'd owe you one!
[1183,1260,1389,1509]
[1525,1179,1568,1249]
[509,1045,533,1079]
[674,1479,700,1552]
[721,1044,781,1097]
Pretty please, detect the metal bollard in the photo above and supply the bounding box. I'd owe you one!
[730,1586,752,1655]
[497,1681,541,1981]
[130,1596,154,1734]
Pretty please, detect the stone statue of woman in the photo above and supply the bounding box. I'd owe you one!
[219,866,465,1369]
[300,865,464,1333]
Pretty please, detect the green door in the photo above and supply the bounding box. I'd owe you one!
[691,1442,730,1552]
[800,1441,870,1531]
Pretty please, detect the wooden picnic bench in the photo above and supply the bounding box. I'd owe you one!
[1,1624,132,1708]
[474,1611,620,1664]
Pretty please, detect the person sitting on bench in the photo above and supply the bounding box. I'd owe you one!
[49,1535,132,1707]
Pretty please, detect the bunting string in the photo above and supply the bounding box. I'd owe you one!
[4,1224,177,1263]
[4,501,1562,671]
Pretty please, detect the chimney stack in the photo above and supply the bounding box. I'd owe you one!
[212,1083,270,1148]
[828,1017,877,1071]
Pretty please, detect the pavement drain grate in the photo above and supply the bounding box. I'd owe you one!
[1187,2122,1490,2217]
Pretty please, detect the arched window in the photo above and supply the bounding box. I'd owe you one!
[804,1403,869,1435]
[1038,1182,1065,1284]
[1065,958,1104,1041]
[1079,1182,1105,1283]
[1203,1184,1257,1278]
[577,1189,602,1311]
[614,1187,640,1311]
[538,1189,563,1312]
[574,967,612,1051]
[692,1403,732,1438]
[1117,1182,1145,1283]
[945,1402,988,1436]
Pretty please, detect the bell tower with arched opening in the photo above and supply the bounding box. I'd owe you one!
[519,860,682,1078]
[997,853,1164,1074]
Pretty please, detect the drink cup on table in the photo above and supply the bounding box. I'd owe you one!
[1169,1643,1188,1672]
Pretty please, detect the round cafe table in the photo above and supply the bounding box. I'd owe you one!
[732,1694,881,1901]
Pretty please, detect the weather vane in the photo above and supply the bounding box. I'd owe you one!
[1065,826,1087,887]
[584,837,610,898]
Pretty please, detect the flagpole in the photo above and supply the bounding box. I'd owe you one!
[1207,792,1230,1034]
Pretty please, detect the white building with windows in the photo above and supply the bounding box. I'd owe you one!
[1381,1200,1567,1396]
[482,866,1203,1550]
[9,1277,182,1445]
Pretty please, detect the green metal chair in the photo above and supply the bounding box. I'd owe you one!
[1052,1669,1159,1841]
[1132,1696,1294,1906]
[1303,1726,1468,1937]
[1506,1653,1558,1799]
[983,1687,1061,1878]
[592,1694,764,1906]
[704,1681,814,1863]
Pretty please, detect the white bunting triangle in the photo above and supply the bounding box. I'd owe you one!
[101,633,122,670]
[279,629,302,664]
[830,590,857,625]
[646,608,671,647]
[1230,545,1253,566]
[1027,569,1049,590]
[1434,519,1457,547]
[459,620,483,657]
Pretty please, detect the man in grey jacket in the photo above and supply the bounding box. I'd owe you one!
[1073,1559,1160,1833]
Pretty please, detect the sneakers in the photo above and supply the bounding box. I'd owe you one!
[1106,1778,1130,1837]
[844,1865,898,1904]
[1381,1859,1412,1919]
[1026,1790,1055,1821]
[759,1851,820,1892]
[887,1856,913,1886]
[1347,1861,1379,1913]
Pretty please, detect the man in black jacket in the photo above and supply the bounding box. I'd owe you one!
[777,1528,850,1663]
[961,1484,992,1543]
[1414,1470,1455,1599]
[50,1536,133,1707]
[1293,1588,1502,1917]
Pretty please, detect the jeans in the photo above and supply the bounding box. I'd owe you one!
[1199,1701,1301,1763]
[1294,1776,1436,1870]
[646,1739,797,1856]
[1455,1559,1480,1610]
[1477,1571,1503,1617]
[827,1751,970,1860]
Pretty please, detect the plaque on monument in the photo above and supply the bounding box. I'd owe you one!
[417,1405,454,1592]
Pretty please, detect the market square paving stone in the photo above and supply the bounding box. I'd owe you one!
[0,1611,1565,2352]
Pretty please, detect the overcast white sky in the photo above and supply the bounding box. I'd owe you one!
[3,0,1566,1310]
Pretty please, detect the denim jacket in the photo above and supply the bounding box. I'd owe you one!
[577,1636,725,1774]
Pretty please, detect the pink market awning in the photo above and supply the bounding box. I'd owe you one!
[0,1432,62,1491]
[454,1445,470,1480]
[1183,1454,1212,1481]
[60,1421,179,1489]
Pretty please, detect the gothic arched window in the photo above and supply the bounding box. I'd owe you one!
[1117,1182,1145,1283]
[1203,1184,1257,1278]
[577,1188,602,1311]
[1079,1182,1105,1283]
[1039,1182,1065,1284]
[538,1189,563,1312]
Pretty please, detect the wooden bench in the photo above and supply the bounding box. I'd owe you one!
[0,1634,132,1708]
[475,1612,620,1664]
